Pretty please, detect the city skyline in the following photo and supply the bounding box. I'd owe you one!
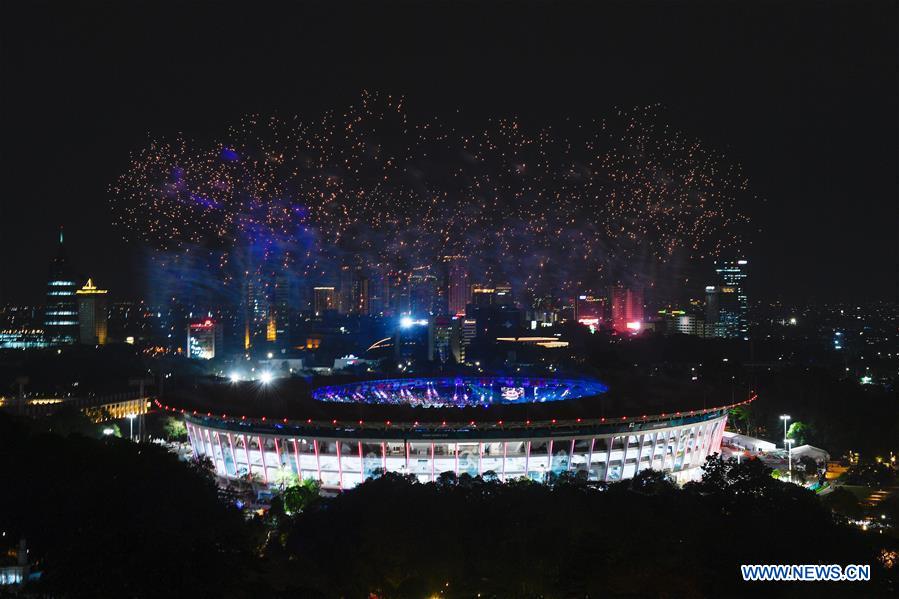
[1,1,896,305]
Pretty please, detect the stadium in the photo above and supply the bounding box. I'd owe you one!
[166,375,756,490]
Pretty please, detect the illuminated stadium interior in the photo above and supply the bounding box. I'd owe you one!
[171,374,756,490]
[311,377,609,408]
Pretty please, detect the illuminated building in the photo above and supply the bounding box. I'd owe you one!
[428,315,454,363]
[187,319,222,359]
[339,265,369,315]
[656,309,706,337]
[272,274,290,341]
[75,278,108,345]
[0,329,47,349]
[456,317,477,363]
[444,255,469,316]
[409,266,437,316]
[575,295,605,327]
[470,286,496,308]
[609,285,643,333]
[313,286,337,316]
[367,264,389,316]
[266,312,277,342]
[708,259,749,339]
[177,376,754,490]
[44,228,79,345]
[494,283,513,306]
[395,315,429,360]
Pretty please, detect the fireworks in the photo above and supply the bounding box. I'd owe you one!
[110,92,752,301]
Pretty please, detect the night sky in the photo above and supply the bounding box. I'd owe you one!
[1,0,896,304]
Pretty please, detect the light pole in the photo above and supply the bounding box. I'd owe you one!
[784,438,795,482]
[779,415,791,448]
[127,414,136,442]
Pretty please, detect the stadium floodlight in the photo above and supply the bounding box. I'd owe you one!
[784,438,796,482]
[229,372,242,383]
[260,371,274,384]
[126,413,136,441]
[779,414,790,447]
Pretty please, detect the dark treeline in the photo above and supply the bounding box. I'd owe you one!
[2,412,896,598]
[272,467,895,598]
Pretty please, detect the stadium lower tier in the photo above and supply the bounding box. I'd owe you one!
[185,412,728,489]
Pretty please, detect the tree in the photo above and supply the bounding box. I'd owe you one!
[282,478,321,515]
[728,404,753,435]
[787,420,811,445]
[163,416,188,441]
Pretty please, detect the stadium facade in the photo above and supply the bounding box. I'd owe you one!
[172,376,755,490]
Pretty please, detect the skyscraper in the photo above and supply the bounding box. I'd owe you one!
[443,256,469,317]
[339,265,370,315]
[187,319,222,359]
[707,259,749,339]
[44,228,79,345]
[409,266,437,316]
[75,278,108,345]
[367,264,389,316]
[313,286,337,315]
[609,285,643,334]
[494,283,514,306]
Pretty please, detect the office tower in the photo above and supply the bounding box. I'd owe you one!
[428,315,454,363]
[44,228,79,345]
[387,270,408,316]
[245,273,269,344]
[272,273,290,341]
[456,317,477,363]
[709,259,749,339]
[705,285,742,339]
[338,266,354,314]
[443,256,469,317]
[338,265,369,315]
[470,286,496,309]
[575,295,605,325]
[409,266,438,316]
[367,264,389,316]
[313,286,337,315]
[609,285,644,334]
[657,308,706,337]
[75,278,108,345]
[187,319,222,359]
[494,283,514,306]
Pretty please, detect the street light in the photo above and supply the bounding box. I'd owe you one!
[784,438,796,482]
[126,414,136,441]
[779,415,791,448]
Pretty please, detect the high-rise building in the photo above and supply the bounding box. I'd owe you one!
[409,266,438,316]
[444,256,469,316]
[428,315,454,363]
[707,259,749,339]
[609,285,643,334]
[272,274,290,341]
[494,283,514,306]
[187,319,222,359]
[470,286,496,309]
[313,286,337,315]
[338,265,369,315]
[367,264,389,316]
[44,229,79,345]
[456,318,477,363]
[75,278,108,345]
[575,295,605,326]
